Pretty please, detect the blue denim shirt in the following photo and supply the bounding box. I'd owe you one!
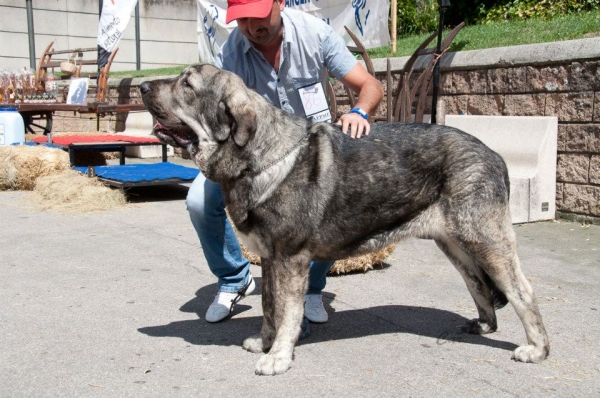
[215,8,357,119]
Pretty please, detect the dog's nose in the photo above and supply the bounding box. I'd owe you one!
[139,82,151,95]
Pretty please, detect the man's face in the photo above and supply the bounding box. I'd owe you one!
[235,0,284,47]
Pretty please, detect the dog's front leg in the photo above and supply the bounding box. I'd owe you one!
[243,258,276,353]
[254,253,310,376]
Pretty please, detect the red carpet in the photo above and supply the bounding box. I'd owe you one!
[33,135,160,145]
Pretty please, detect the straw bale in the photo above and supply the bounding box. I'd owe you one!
[32,169,127,212]
[0,161,18,190]
[240,240,394,275]
[0,145,70,191]
[328,244,395,275]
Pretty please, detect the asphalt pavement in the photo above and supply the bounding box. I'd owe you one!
[1,159,599,397]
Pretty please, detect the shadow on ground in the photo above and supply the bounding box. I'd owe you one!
[124,184,190,203]
[138,277,518,353]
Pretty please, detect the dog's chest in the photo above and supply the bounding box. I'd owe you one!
[236,230,269,259]
[228,205,271,259]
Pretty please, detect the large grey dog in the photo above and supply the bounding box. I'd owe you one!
[140,64,549,375]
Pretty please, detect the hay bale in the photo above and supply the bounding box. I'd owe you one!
[0,145,70,191]
[0,161,19,190]
[240,241,394,275]
[327,244,395,275]
[32,169,127,212]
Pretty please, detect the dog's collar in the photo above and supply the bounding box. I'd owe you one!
[248,132,311,176]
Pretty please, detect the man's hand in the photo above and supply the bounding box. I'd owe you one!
[335,63,383,139]
[336,112,370,139]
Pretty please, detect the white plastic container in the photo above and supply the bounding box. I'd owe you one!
[0,107,25,146]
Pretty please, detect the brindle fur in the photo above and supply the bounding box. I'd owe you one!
[140,64,549,375]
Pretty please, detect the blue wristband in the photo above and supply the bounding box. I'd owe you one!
[349,107,368,120]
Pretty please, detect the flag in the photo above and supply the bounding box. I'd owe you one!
[98,0,139,69]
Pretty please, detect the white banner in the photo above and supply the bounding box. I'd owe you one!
[197,0,230,64]
[98,0,139,53]
[197,0,390,63]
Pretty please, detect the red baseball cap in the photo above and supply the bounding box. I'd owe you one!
[226,0,274,24]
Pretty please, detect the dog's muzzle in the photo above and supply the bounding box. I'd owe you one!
[152,121,198,148]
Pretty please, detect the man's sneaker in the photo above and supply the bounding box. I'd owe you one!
[205,275,255,323]
[304,294,328,323]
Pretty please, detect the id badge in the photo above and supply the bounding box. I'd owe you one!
[298,82,331,123]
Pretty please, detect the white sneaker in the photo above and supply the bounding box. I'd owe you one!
[304,294,328,323]
[205,275,255,323]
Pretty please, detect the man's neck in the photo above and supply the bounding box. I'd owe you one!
[254,22,284,72]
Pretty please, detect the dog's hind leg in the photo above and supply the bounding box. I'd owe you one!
[476,240,549,363]
[446,221,550,363]
[253,252,311,376]
[435,237,499,334]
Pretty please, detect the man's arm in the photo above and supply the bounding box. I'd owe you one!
[337,63,384,139]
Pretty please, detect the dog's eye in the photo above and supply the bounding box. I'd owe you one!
[183,80,191,88]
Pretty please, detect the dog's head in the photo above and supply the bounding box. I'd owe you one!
[140,64,257,179]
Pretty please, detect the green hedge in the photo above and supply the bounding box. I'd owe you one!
[394,0,600,35]
[481,0,600,23]
[395,0,439,35]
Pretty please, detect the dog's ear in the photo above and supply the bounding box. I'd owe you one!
[218,90,256,147]
[229,102,256,147]
[214,101,233,142]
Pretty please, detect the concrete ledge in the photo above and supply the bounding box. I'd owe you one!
[445,115,558,224]
[371,37,600,73]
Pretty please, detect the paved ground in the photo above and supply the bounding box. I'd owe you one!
[1,160,599,396]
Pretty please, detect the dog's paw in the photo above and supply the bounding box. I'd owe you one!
[511,345,548,363]
[242,335,265,353]
[255,353,292,376]
[462,318,497,334]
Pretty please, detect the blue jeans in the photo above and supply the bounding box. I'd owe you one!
[186,173,333,294]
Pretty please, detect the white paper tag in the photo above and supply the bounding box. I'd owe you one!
[298,82,331,123]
